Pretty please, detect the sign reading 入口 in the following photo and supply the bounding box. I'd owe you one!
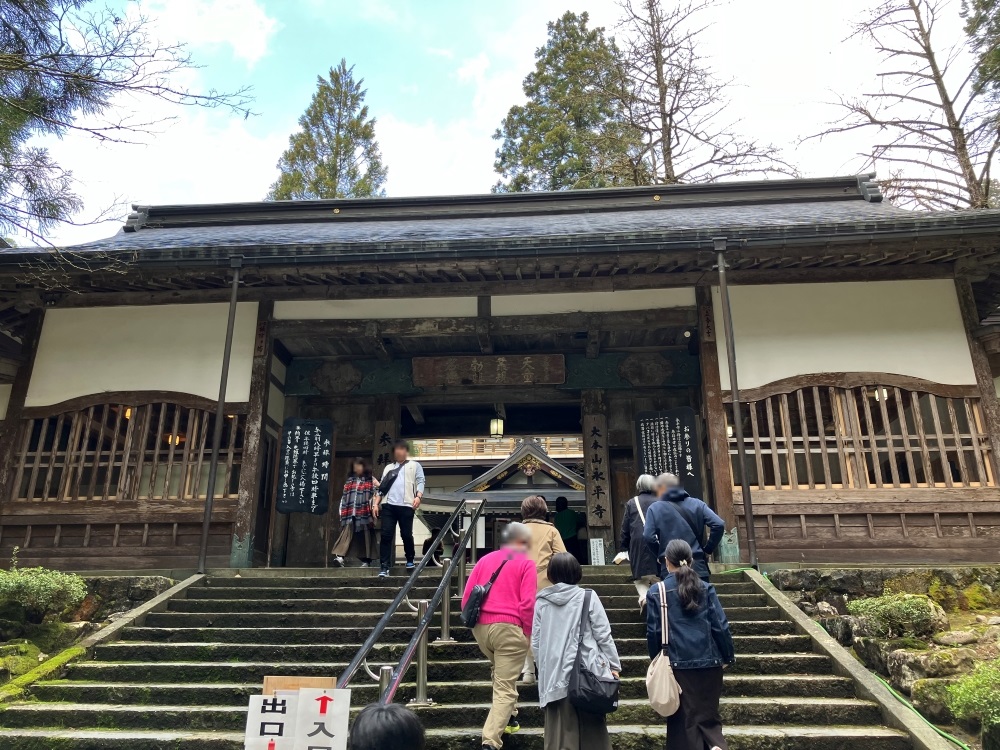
[635,408,704,501]
[276,419,334,515]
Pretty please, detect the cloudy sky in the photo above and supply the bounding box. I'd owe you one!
[28,0,969,246]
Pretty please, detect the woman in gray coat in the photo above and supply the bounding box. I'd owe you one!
[531,553,621,750]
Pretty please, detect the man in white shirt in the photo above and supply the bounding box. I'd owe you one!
[373,439,425,578]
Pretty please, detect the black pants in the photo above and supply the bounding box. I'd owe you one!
[379,504,415,571]
[666,667,726,750]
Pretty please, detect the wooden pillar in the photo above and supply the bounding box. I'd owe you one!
[231,302,273,567]
[956,277,1000,479]
[372,395,401,480]
[581,390,613,561]
[0,309,44,506]
[696,287,736,530]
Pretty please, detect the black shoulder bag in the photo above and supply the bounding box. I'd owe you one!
[567,589,620,714]
[378,460,408,496]
[460,557,510,628]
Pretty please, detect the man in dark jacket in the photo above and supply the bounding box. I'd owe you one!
[642,473,725,581]
[616,474,661,608]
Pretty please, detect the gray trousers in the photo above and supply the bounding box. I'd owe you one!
[543,698,612,750]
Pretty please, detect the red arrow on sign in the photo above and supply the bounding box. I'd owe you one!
[316,694,334,715]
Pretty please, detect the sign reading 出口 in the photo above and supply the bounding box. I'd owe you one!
[412,354,565,387]
[276,419,334,515]
[635,408,704,502]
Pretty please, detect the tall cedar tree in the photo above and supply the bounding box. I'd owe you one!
[269,60,387,200]
[964,0,1000,94]
[0,0,252,240]
[617,0,792,184]
[813,0,1000,209]
[493,12,649,192]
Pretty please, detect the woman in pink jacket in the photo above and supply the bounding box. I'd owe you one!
[461,522,537,750]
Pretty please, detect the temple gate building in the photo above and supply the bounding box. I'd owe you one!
[0,174,999,569]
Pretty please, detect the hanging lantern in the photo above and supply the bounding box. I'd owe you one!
[490,416,504,438]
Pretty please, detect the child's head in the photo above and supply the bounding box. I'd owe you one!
[349,703,424,750]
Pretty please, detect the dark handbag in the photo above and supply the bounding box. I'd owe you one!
[460,557,510,628]
[378,461,407,496]
[567,590,620,714]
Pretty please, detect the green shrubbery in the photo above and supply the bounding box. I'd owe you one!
[846,593,948,638]
[948,659,1000,728]
[0,549,87,624]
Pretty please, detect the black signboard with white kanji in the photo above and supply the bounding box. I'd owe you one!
[635,408,704,501]
[277,418,334,515]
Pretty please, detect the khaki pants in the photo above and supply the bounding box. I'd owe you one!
[473,622,529,749]
[543,697,612,750]
[634,574,661,604]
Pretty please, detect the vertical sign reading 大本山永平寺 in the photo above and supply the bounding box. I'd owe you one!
[635,408,704,502]
[276,419,334,515]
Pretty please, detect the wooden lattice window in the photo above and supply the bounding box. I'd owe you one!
[9,401,245,502]
[724,384,995,490]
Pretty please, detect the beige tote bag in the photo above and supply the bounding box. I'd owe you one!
[646,581,682,717]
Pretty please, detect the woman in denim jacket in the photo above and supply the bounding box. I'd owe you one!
[646,540,735,750]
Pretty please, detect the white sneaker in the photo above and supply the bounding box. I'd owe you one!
[521,672,536,685]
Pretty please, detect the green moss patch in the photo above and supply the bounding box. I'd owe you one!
[847,594,948,638]
[0,645,85,703]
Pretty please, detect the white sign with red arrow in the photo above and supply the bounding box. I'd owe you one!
[291,688,351,750]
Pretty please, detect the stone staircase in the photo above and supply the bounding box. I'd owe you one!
[0,568,911,749]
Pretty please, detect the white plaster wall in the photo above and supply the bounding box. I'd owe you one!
[492,288,695,316]
[0,383,11,419]
[274,298,478,320]
[713,280,976,390]
[26,303,258,407]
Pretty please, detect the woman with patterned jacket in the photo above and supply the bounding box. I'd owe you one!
[331,457,376,567]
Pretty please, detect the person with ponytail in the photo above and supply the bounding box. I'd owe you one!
[645,539,734,750]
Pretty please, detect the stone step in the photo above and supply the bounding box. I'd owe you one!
[165,592,770,613]
[66,654,830,684]
[95,634,813,663]
[187,581,763,599]
[142,605,783,628]
[121,618,797,644]
[422,725,911,750]
[0,696,881,731]
[0,725,909,750]
[31,674,859,708]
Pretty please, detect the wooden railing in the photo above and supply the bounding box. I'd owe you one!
[410,436,583,460]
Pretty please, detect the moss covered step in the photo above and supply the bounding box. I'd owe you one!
[94,633,813,663]
[0,696,883,732]
[120,619,798,645]
[141,605,783,629]
[164,592,770,613]
[30,673,857,708]
[64,653,831,684]
[183,581,763,599]
[0,729,242,750]
[419,725,911,750]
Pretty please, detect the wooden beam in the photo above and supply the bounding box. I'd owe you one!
[231,301,273,568]
[586,329,601,359]
[29,262,955,309]
[406,404,426,425]
[494,402,507,420]
[475,319,493,354]
[271,308,697,340]
[364,322,392,362]
[956,276,1000,480]
[0,309,43,506]
[696,287,737,536]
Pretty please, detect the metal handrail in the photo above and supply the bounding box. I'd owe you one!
[336,499,468,689]
[379,499,488,704]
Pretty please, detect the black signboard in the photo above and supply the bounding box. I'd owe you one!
[277,418,334,514]
[635,408,704,501]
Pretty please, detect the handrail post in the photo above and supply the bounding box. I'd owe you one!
[410,600,432,705]
[435,559,454,643]
[378,665,393,698]
[457,547,467,596]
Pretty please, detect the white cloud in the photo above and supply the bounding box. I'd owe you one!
[456,53,491,84]
[426,47,455,60]
[145,0,280,67]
